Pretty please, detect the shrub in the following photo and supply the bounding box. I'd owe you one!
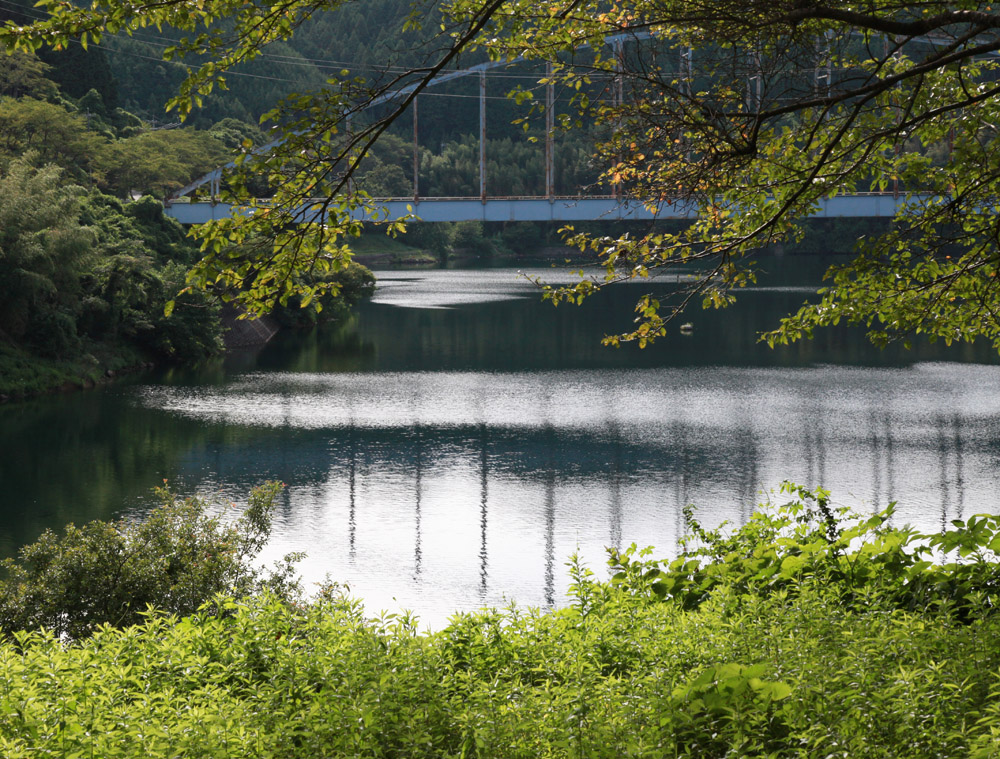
[2,484,1000,757]
[0,481,295,639]
[271,261,375,327]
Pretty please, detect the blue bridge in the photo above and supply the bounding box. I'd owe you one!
[163,31,932,227]
[164,193,920,224]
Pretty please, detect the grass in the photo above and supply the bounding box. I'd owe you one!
[350,232,440,265]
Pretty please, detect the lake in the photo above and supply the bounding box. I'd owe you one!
[3,256,1000,627]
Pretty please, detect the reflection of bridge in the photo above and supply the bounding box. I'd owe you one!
[164,192,924,224]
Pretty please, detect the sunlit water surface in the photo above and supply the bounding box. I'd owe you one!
[4,261,1000,627]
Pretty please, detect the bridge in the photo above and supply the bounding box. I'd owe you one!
[164,193,921,224]
[162,30,943,226]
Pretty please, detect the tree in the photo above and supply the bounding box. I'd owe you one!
[456,0,1000,351]
[96,128,228,198]
[7,1,1000,350]
[0,97,106,181]
[0,157,92,353]
[0,51,57,100]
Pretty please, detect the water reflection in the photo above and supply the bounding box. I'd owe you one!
[3,262,1000,627]
[414,423,423,578]
[544,467,556,608]
[478,423,488,599]
[116,363,1000,626]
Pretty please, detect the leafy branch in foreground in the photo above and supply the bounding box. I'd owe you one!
[9,1,1000,349]
[453,0,1000,349]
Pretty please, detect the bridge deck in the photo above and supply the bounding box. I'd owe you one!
[164,194,922,224]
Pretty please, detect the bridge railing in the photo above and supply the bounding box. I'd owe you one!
[164,192,930,225]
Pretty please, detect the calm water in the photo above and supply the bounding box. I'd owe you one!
[3,257,1000,626]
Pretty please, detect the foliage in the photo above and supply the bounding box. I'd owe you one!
[2,486,1000,755]
[76,191,224,358]
[609,482,1000,620]
[270,261,376,327]
[97,128,227,198]
[0,341,111,398]
[438,0,1000,351]
[0,52,56,100]
[0,98,106,183]
[0,157,92,353]
[0,481,292,640]
[0,153,222,384]
[8,0,1000,349]
[208,117,265,150]
[0,0,502,314]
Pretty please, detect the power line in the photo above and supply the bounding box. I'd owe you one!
[0,0,546,80]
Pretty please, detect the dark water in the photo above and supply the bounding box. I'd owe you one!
[3,256,1000,626]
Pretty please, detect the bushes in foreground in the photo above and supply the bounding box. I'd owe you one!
[3,484,1000,757]
[0,481,294,639]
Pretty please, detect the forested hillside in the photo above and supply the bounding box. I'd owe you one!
[0,46,223,396]
[0,45,376,399]
[3,0,603,193]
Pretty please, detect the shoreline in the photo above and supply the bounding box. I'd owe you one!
[0,344,157,404]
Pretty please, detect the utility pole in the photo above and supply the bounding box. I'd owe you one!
[412,96,419,201]
[746,50,762,114]
[545,61,555,201]
[480,70,487,203]
[614,38,624,202]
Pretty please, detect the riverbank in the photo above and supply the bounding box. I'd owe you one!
[350,215,894,269]
[0,342,156,402]
[350,234,589,268]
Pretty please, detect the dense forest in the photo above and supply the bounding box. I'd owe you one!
[0,42,382,399]
[0,46,222,395]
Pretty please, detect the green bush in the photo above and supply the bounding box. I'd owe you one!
[0,481,295,640]
[609,481,1000,619]
[2,484,1000,757]
[404,221,456,253]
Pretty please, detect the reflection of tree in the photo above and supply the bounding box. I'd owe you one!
[0,388,271,556]
[179,423,713,489]
[254,317,375,374]
[349,274,1000,374]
